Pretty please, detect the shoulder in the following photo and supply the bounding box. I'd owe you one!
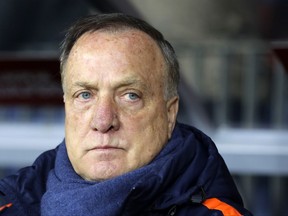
[0,193,12,216]
[169,124,253,215]
[174,198,253,216]
[140,200,253,216]
[0,146,59,216]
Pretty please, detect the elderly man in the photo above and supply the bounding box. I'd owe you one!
[0,13,252,215]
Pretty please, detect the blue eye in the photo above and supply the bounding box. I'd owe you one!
[80,92,91,100]
[127,93,139,100]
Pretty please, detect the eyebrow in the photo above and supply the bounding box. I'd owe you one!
[116,77,148,89]
[73,76,149,91]
[73,81,96,89]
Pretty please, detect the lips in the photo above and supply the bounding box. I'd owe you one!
[90,145,124,151]
[86,135,126,152]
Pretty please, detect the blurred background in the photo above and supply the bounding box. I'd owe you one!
[0,0,287,215]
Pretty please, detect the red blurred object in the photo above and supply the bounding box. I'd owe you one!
[272,42,288,73]
[0,54,63,105]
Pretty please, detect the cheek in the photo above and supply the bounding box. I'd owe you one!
[65,106,91,161]
[122,105,169,145]
[65,106,77,129]
[65,103,91,138]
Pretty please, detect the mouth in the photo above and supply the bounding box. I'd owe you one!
[90,146,124,151]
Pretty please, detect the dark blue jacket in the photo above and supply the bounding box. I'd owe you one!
[0,123,252,215]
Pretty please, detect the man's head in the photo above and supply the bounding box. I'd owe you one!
[60,13,180,181]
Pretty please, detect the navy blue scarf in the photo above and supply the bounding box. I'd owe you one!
[40,127,187,216]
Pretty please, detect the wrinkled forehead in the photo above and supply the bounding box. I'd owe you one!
[65,29,167,86]
[67,29,166,73]
[73,29,162,57]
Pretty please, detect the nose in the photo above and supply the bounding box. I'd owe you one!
[90,96,120,133]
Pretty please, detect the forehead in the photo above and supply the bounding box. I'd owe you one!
[69,29,164,64]
[66,29,166,81]
[76,28,158,49]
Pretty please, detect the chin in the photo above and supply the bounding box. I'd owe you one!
[83,164,125,181]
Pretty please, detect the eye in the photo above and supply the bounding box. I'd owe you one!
[125,92,140,101]
[79,92,91,100]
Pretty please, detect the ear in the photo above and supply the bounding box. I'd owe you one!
[166,96,179,139]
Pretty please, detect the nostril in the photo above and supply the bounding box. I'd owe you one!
[90,98,120,132]
[108,125,114,131]
[90,114,120,133]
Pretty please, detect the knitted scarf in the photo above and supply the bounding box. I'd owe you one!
[40,127,186,216]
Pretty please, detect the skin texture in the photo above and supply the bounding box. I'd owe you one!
[63,29,179,181]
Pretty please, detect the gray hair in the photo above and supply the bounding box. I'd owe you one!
[60,13,180,99]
